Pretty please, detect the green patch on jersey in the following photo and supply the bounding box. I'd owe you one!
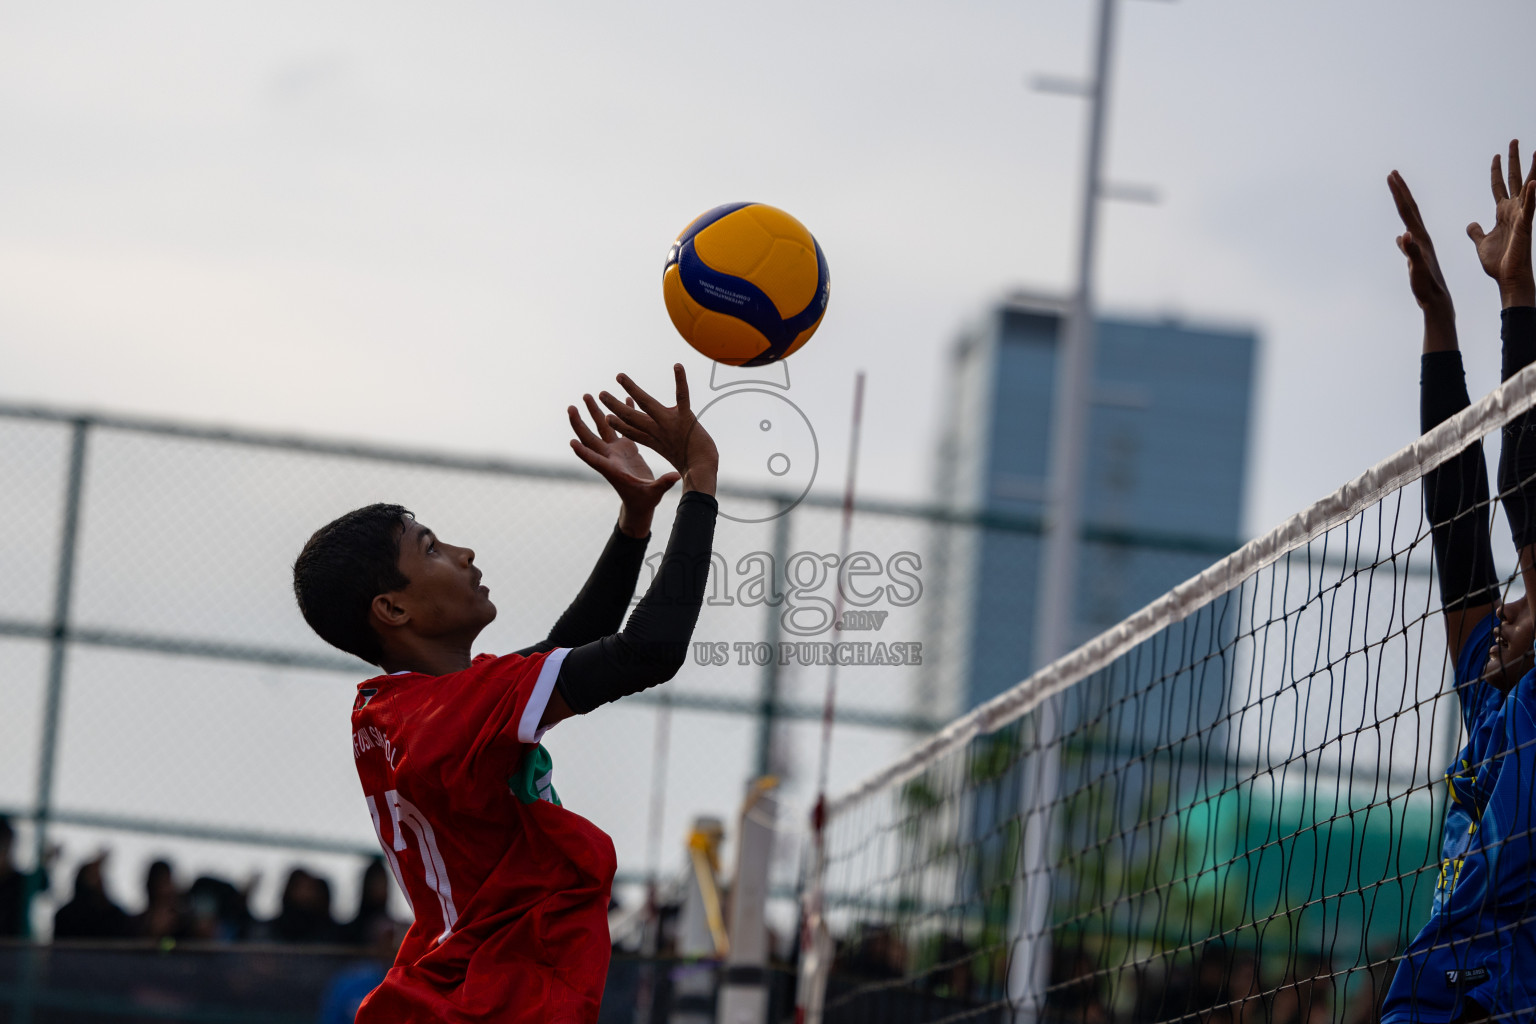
[509,743,561,807]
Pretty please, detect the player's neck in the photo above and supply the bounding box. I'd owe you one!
[378,636,476,677]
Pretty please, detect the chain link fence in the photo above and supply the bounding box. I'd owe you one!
[0,401,1250,1012]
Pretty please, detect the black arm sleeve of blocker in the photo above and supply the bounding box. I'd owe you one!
[1499,307,1536,550]
[1421,350,1499,611]
[513,527,650,657]
[554,491,718,715]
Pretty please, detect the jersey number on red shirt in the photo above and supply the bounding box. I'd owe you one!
[365,790,458,943]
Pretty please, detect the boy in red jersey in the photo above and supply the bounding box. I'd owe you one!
[293,365,718,1023]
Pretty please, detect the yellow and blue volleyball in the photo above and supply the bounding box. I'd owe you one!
[662,202,830,366]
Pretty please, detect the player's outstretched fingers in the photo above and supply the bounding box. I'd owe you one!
[604,413,656,447]
[1511,140,1524,199]
[1494,152,1510,202]
[568,403,605,449]
[1390,171,1426,234]
[599,389,651,429]
[583,394,618,443]
[569,437,607,472]
[598,392,658,446]
[1469,221,1489,246]
[672,363,691,413]
[615,373,667,418]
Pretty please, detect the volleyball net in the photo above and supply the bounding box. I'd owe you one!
[797,364,1536,1024]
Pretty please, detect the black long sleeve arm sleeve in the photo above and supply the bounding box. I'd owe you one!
[513,526,650,657]
[1500,307,1536,552]
[553,490,718,715]
[1421,350,1499,611]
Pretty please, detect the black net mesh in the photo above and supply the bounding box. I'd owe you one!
[810,379,1536,1024]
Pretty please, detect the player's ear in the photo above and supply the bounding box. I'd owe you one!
[370,592,410,630]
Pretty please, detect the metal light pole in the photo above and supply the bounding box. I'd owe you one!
[1010,0,1119,1018]
[1037,0,1117,674]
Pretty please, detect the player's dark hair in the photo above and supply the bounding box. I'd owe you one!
[292,504,413,666]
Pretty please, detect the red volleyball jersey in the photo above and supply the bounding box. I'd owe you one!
[349,649,616,1023]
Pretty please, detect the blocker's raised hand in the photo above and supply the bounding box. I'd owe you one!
[1468,139,1536,308]
[569,393,680,536]
[1389,170,1455,328]
[599,364,719,496]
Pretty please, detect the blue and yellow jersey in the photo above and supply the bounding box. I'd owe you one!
[1384,612,1536,1022]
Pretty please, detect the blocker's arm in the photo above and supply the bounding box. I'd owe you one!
[1390,169,1498,653]
[1422,350,1499,655]
[1500,307,1536,624]
[1466,142,1536,625]
[540,490,718,727]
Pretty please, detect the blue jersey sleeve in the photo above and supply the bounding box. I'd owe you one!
[1455,614,1501,734]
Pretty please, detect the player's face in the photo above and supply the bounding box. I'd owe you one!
[394,519,497,638]
[1483,595,1536,688]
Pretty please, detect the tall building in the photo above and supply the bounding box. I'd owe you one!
[927,291,1257,716]
[924,299,1431,967]
[919,293,1259,975]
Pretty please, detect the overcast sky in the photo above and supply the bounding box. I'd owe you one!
[2,0,1532,540]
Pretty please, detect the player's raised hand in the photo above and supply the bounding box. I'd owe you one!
[1389,171,1456,338]
[599,364,719,496]
[1467,139,1536,308]
[569,393,681,536]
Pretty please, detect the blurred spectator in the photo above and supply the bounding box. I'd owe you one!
[321,881,405,1024]
[0,815,53,939]
[185,875,253,942]
[341,857,399,947]
[1136,949,1194,1024]
[926,934,978,1005]
[272,868,338,943]
[1227,951,1261,1024]
[1051,944,1109,1024]
[1341,951,1397,1024]
[53,854,131,939]
[838,923,906,980]
[320,957,390,1024]
[1301,966,1336,1024]
[134,858,183,940]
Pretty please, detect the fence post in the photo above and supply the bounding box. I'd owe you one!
[31,417,89,913]
[14,417,88,1023]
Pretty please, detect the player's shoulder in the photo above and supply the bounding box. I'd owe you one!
[349,651,558,715]
[463,649,560,682]
[1506,666,1536,726]
[351,671,400,717]
[1453,615,1508,727]
[1453,612,1498,686]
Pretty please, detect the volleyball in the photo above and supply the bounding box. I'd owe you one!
[662,202,830,366]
